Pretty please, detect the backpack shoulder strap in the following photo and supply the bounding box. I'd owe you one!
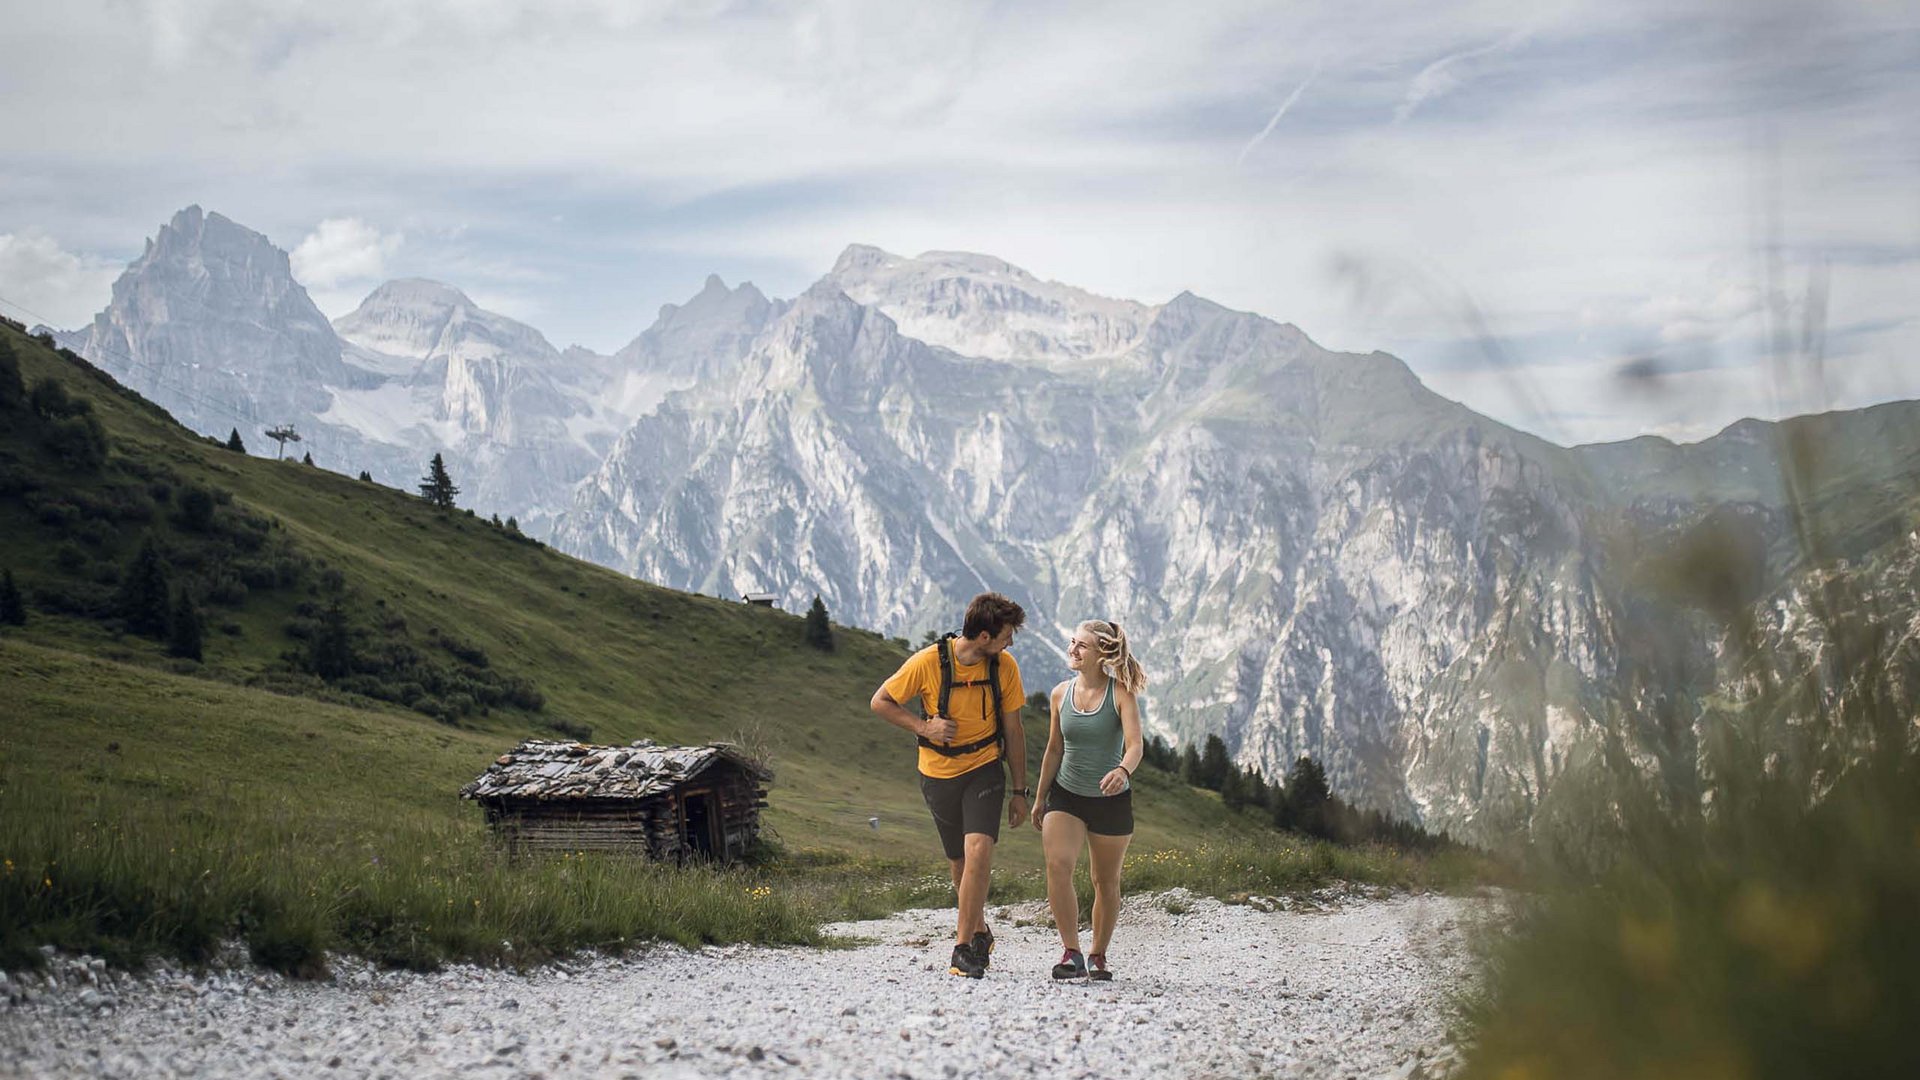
[936,633,957,720]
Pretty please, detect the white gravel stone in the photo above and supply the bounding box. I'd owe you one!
[0,891,1483,1079]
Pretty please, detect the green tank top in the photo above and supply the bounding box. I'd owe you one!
[1057,676,1127,798]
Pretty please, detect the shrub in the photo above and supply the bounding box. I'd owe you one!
[177,486,217,532]
[53,541,89,574]
[27,377,85,419]
[41,413,108,471]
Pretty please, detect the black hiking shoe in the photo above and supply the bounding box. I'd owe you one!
[948,941,985,979]
[1051,948,1087,981]
[1087,952,1112,981]
[971,928,995,970]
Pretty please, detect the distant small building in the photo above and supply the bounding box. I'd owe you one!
[460,739,772,862]
[742,592,780,608]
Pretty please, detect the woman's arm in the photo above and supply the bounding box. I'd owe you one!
[1100,685,1145,795]
[1032,681,1068,829]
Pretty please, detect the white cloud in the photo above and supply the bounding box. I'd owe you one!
[290,218,402,290]
[1394,25,1533,124]
[0,233,121,330]
[1,0,1914,441]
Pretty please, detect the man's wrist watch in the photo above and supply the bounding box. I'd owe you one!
[1014,787,1032,799]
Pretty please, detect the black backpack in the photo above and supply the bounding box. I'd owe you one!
[916,632,1003,757]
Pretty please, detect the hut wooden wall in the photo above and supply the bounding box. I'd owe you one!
[481,765,770,863]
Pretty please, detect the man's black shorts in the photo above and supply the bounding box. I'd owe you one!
[919,760,1005,860]
[1041,783,1134,837]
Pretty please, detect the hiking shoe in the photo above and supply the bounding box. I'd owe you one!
[1087,952,1112,981]
[971,928,995,970]
[948,941,985,979]
[1051,948,1087,981]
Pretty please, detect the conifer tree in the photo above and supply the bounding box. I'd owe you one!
[1285,755,1332,838]
[1221,765,1247,810]
[309,599,352,679]
[0,568,25,626]
[302,451,314,466]
[803,595,834,651]
[116,534,171,637]
[417,453,459,510]
[225,428,245,453]
[0,341,23,409]
[358,470,372,482]
[1199,734,1231,791]
[505,515,520,534]
[1180,743,1203,786]
[166,585,203,661]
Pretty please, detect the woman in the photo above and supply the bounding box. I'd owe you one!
[1032,619,1145,981]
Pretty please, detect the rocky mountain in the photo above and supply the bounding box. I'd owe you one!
[552,246,1920,843]
[60,211,1917,843]
[65,208,729,535]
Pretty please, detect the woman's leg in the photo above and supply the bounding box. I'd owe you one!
[1041,809,1089,953]
[1086,830,1133,957]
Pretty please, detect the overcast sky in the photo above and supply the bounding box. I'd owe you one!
[1,0,1913,445]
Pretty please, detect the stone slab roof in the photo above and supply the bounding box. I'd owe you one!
[460,738,772,801]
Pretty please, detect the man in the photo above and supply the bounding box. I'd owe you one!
[871,592,1031,978]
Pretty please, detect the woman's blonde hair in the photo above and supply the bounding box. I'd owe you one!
[1078,619,1147,695]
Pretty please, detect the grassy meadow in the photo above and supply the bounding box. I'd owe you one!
[0,326,1474,975]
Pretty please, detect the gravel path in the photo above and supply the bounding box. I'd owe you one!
[1,888,1483,1079]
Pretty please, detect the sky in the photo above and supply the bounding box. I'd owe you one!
[0,0,1914,446]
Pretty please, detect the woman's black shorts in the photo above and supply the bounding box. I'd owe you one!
[1041,783,1134,836]
[919,760,1005,860]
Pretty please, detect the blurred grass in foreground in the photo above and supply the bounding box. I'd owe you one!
[1459,441,1920,1077]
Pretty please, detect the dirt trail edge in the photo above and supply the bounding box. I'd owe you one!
[1,889,1486,1079]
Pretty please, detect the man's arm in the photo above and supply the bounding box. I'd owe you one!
[871,685,954,743]
[1003,705,1029,828]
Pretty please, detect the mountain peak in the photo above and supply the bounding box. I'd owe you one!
[333,278,555,364]
[356,278,477,312]
[830,243,899,277]
[821,245,1152,364]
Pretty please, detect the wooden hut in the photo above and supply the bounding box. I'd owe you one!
[461,739,772,862]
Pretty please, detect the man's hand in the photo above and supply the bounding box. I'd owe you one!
[1007,792,1029,829]
[921,714,956,744]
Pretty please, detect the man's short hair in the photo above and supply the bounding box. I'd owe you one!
[962,592,1026,640]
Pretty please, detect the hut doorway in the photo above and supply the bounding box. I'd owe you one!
[682,790,720,858]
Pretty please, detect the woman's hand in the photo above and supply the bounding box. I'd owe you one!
[1031,796,1047,830]
[1099,767,1130,795]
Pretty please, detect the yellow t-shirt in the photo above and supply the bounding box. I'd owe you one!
[884,643,1026,778]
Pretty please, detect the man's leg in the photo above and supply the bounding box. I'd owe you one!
[955,833,994,942]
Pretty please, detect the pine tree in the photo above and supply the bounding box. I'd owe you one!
[505,516,521,534]
[0,568,26,626]
[1286,755,1332,838]
[309,600,352,680]
[116,534,171,637]
[1180,744,1202,786]
[1221,765,1247,810]
[803,595,834,651]
[0,341,23,410]
[1247,768,1270,810]
[358,470,372,482]
[1199,734,1231,791]
[225,428,245,453]
[302,451,314,466]
[166,585,202,661]
[417,453,459,510]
